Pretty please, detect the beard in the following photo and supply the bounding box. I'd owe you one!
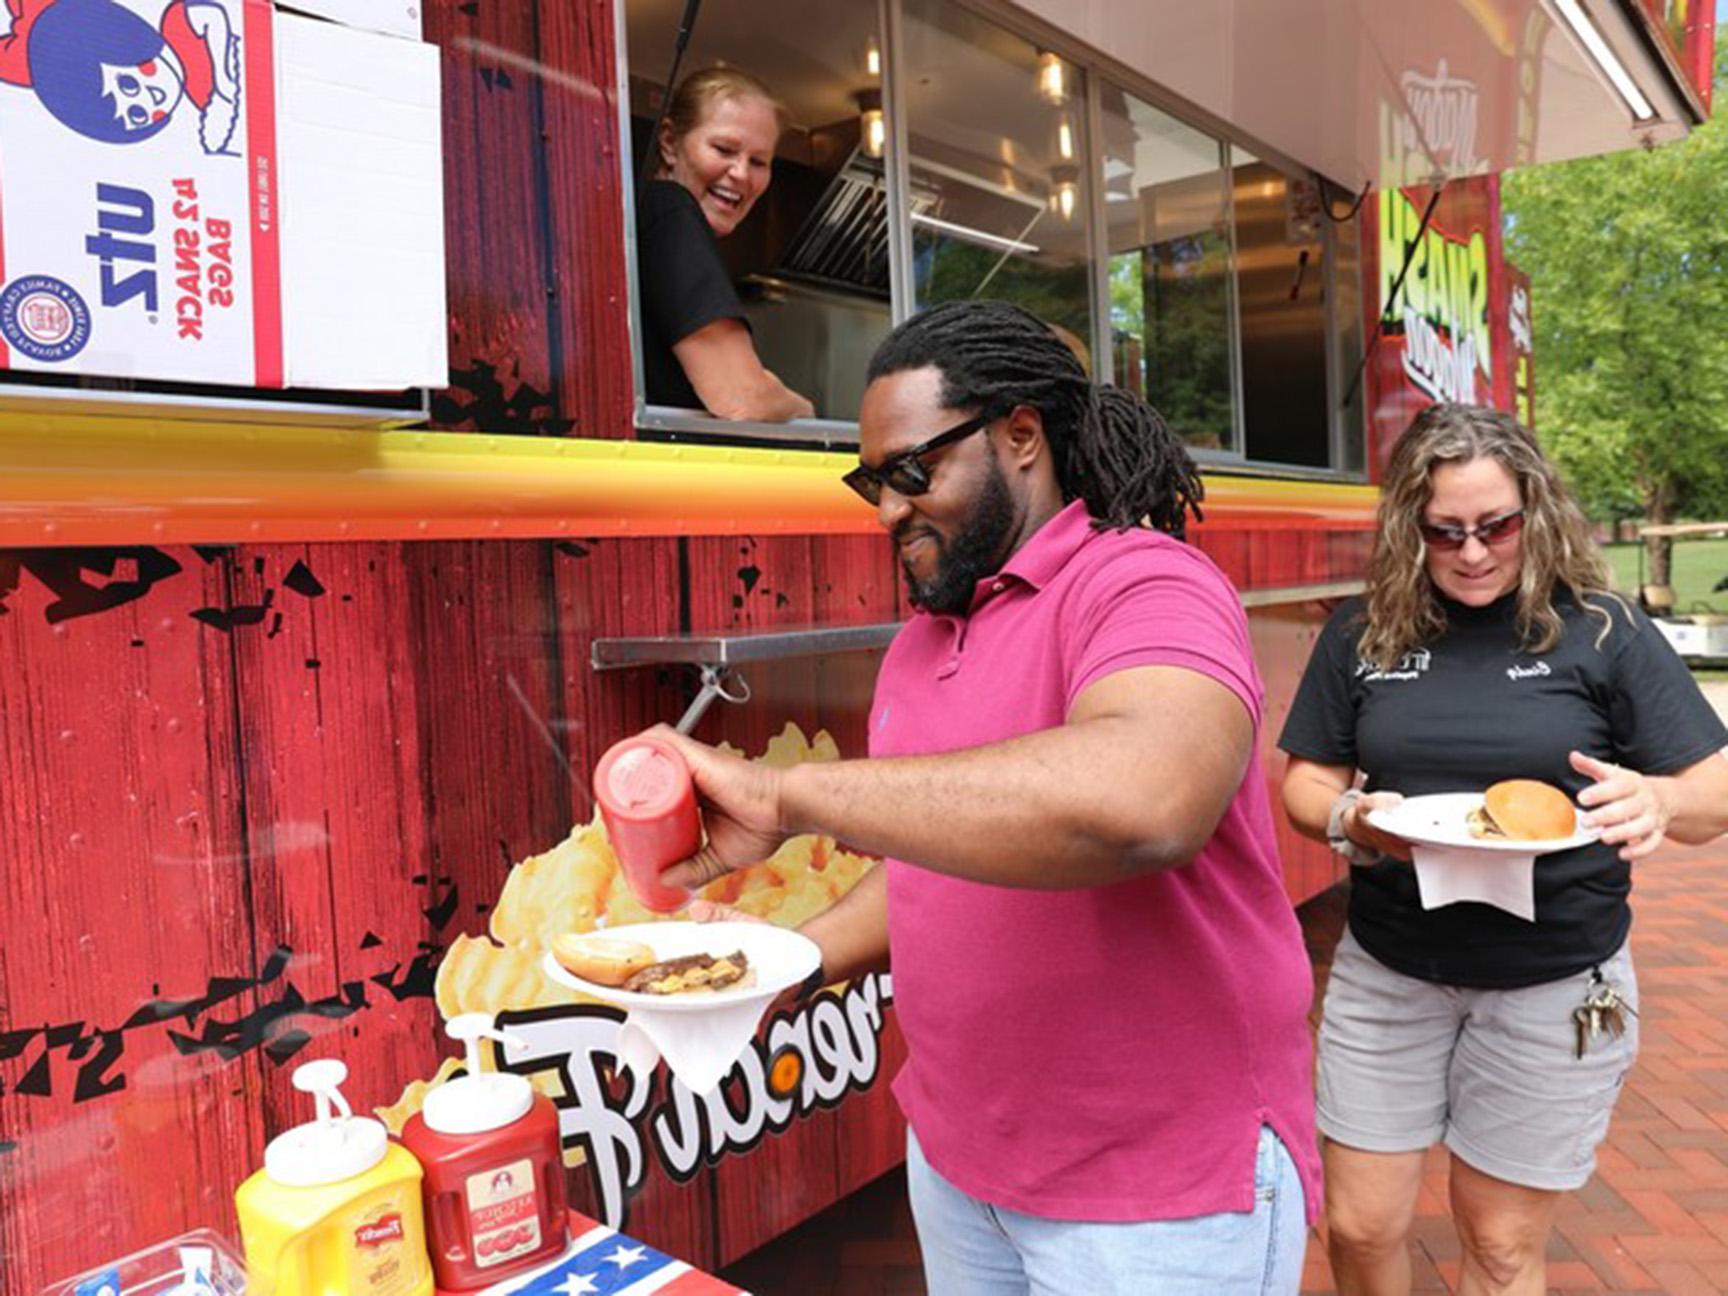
[898,458,1016,616]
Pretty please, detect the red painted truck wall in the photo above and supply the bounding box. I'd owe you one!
[0,2,1385,1290]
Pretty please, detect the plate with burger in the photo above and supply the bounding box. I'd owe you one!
[1367,780,1599,854]
[544,921,821,1013]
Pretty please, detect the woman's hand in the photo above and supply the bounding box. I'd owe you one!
[1344,790,1413,862]
[1572,750,1672,860]
[644,726,791,889]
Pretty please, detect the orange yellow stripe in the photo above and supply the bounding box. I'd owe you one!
[0,414,1377,547]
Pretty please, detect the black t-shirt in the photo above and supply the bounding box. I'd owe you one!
[636,179,749,411]
[1280,589,1727,988]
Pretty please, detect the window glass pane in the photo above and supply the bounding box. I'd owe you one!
[626,0,891,420]
[1328,207,1368,475]
[901,0,1095,367]
[1234,157,1331,467]
[1098,86,1238,452]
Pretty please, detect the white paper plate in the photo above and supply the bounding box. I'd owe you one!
[542,921,820,1014]
[1367,792,1600,855]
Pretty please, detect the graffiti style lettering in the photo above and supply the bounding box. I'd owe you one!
[87,184,159,313]
[1378,189,1492,403]
[1398,61,1480,174]
[498,975,893,1229]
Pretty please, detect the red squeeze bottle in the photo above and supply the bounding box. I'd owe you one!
[400,1015,568,1290]
[593,735,701,912]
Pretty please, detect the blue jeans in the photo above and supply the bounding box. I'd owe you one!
[905,1125,1306,1296]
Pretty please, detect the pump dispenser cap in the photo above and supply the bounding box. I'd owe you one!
[264,1059,388,1187]
[422,1014,534,1136]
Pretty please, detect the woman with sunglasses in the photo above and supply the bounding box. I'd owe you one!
[1280,403,1728,1295]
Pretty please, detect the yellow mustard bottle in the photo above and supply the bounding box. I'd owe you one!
[236,1059,433,1296]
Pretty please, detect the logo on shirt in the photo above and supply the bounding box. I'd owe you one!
[1506,660,1551,681]
[1354,649,1430,683]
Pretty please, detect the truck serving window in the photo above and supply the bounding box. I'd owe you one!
[618,0,1367,475]
[624,0,892,437]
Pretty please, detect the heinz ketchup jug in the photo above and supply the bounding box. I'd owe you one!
[399,1014,568,1289]
[235,1059,433,1296]
[593,734,701,911]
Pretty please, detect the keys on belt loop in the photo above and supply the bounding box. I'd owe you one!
[1573,965,1636,1059]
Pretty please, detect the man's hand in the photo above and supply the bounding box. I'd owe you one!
[644,725,790,890]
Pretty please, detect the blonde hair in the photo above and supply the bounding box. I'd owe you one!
[1359,403,1622,670]
[656,66,786,174]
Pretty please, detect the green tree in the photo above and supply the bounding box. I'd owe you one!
[1501,39,1728,586]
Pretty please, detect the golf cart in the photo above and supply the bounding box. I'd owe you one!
[1636,522,1728,662]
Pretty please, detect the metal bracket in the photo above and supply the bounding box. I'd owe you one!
[591,622,901,734]
[675,664,753,734]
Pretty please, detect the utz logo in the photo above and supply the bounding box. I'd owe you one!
[489,1168,516,1196]
[0,0,242,155]
[354,1214,405,1249]
[0,274,91,360]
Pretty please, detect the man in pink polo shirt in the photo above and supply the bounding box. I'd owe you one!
[651,300,1318,1293]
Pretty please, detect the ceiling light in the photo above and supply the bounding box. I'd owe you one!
[1036,51,1068,106]
[855,88,885,159]
[1049,163,1079,221]
[1550,0,1656,121]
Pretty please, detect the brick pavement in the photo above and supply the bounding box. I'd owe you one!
[1300,833,1728,1294]
[722,826,1728,1294]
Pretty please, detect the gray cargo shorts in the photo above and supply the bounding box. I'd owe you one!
[1316,927,1638,1191]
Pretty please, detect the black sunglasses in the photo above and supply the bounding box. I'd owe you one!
[1418,509,1526,551]
[841,410,1001,506]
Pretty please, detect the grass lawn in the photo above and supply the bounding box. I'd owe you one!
[1600,537,1728,681]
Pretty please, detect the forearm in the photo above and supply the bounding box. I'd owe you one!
[1655,751,1728,844]
[699,367,810,422]
[799,864,889,984]
[1282,768,1342,844]
[779,718,1229,888]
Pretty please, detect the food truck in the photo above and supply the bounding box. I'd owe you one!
[0,0,1714,1287]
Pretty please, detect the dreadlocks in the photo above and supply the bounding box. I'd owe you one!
[865,299,1205,537]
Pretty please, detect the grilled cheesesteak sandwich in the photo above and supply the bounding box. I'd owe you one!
[622,949,751,995]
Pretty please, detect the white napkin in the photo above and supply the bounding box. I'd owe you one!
[1411,845,1537,922]
[616,999,772,1096]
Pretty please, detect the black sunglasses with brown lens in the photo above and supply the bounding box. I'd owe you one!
[1417,509,1526,551]
[841,409,1002,506]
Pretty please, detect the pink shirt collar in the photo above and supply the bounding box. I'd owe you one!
[955,500,1095,614]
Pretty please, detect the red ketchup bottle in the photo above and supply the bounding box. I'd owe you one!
[593,734,701,912]
[400,1014,569,1290]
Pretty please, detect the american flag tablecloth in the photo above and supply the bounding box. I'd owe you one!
[448,1213,751,1296]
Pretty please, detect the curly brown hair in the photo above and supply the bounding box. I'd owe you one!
[1360,403,1621,670]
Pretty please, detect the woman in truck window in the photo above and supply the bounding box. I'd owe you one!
[638,66,814,422]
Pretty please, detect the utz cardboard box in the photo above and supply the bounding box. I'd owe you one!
[0,0,445,394]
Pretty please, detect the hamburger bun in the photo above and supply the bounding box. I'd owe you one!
[1469,779,1577,842]
[551,933,657,986]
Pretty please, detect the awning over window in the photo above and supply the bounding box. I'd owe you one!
[1010,0,1709,190]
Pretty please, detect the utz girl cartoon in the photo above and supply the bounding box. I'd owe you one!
[0,0,241,155]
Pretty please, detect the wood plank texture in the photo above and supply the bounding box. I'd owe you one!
[0,2,1366,1290]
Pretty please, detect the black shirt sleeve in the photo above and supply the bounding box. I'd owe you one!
[1604,600,1728,774]
[636,181,748,409]
[1278,598,1366,768]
